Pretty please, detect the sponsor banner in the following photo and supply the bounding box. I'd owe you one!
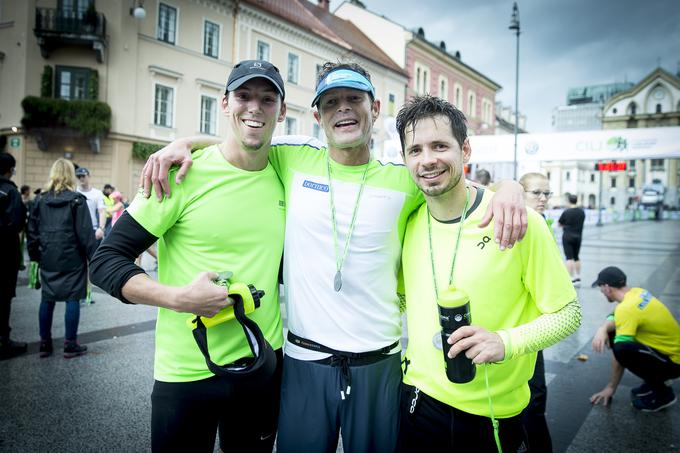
[469,126,680,163]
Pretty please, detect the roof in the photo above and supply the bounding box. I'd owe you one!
[603,67,680,110]
[242,0,407,76]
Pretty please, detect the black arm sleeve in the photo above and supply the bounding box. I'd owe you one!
[89,211,158,304]
[27,197,41,262]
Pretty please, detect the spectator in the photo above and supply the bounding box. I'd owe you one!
[475,168,492,186]
[19,185,32,271]
[75,167,106,242]
[0,153,28,360]
[20,185,31,204]
[558,194,585,286]
[27,158,97,358]
[102,183,115,236]
[590,266,680,411]
[109,191,125,226]
[519,171,555,452]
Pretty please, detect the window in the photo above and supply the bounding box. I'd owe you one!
[287,53,299,84]
[566,171,571,181]
[257,41,270,61]
[154,84,174,127]
[55,66,92,100]
[388,93,396,116]
[651,159,664,171]
[414,63,430,94]
[454,84,462,108]
[656,103,662,114]
[203,20,219,58]
[629,177,635,188]
[157,3,177,45]
[312,123,324,141]
[611,177,616,188]
[438,76,448,101]
[285,117,298,135]
[627,102,636,116]
[58,0,93,16]
[468,91,476,117]
[610,197,616,206]
[590,174,595,183]
[200,95,217,135]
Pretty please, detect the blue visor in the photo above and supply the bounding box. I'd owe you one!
[311,69,376,107]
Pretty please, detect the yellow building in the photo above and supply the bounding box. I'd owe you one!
[0,0,406,198]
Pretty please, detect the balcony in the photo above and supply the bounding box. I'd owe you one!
[21,96,111,153]
[34,8,107,63]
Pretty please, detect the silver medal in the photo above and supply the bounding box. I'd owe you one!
[334,270,342,292]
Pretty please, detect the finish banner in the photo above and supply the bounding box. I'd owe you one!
[469,126,680,163]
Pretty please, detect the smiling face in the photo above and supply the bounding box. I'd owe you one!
[222,78,286,152]
[313,88,379,151]
[403,115,470,198]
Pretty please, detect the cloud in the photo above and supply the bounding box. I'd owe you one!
[359,0,680,131]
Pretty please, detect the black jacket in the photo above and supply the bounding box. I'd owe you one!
[27,190,97,301]
[0,177,26,299]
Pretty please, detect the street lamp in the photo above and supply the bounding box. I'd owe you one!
[509,2,520,180]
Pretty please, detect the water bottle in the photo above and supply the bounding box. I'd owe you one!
[438,286,475,383]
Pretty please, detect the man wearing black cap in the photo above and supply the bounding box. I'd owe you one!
[590,266,680,412]
[90,60,287,451]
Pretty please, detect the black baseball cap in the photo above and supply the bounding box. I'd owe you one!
[591,266,627,288]
[75,167,90,176]
[226,60,285,100]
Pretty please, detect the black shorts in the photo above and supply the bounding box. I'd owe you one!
[562,235,581,261]
[150,348,283,453]
[399,383,528,452]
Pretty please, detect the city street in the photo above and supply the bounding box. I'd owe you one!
[1,219,679,452]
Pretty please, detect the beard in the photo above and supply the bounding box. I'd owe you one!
[418,170,463,197]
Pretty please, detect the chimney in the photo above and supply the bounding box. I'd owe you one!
[318,0,330,11]
[439,41,446,51]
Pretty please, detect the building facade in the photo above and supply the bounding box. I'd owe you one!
[602,68,680,209]
[335,1,501,142]
[0,0,407,198]
[552,82,633,132]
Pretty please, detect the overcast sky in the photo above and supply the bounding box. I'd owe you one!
[351,0,680,132]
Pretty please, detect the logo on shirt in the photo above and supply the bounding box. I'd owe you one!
[476,235,492,250]
[637,291,652,310]
[302,180,329,192]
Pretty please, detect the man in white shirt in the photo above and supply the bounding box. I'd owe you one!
[75,167,105,241]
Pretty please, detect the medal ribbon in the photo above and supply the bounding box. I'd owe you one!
[427,186,470,298]
[327,154,371,291]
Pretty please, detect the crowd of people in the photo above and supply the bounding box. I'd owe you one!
[0,156,130,360]
[0,57,677,453]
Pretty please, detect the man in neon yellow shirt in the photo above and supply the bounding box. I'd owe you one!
[396,96,582,451]
[590,266,680,412]
[90,60,287,452]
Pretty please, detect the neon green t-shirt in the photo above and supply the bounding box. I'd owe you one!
[127,145,285,382]
[401,188,576,417]
[615,287,680,364]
